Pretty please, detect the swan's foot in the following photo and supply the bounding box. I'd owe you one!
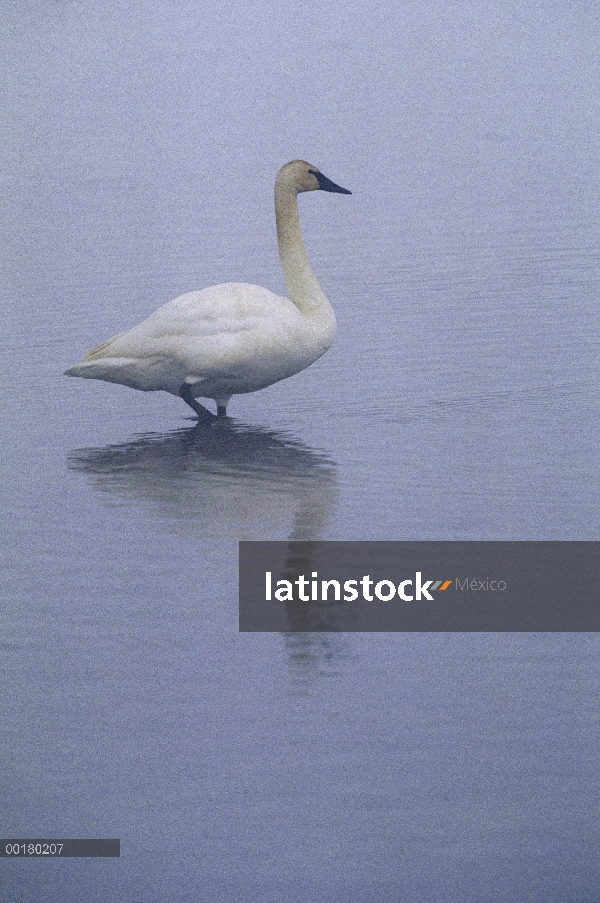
[179,384,216,421]
[216,404,227,419]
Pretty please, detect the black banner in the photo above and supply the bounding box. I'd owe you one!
[239,541,599,632]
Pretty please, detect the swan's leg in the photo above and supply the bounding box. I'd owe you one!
[216,404,227,419]
[179,383,216,421]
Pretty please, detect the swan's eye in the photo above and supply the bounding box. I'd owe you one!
[307,169,318,176]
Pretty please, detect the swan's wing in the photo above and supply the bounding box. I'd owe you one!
[64,283,302,392]
[69,284,291,361]
[140,283,294,337]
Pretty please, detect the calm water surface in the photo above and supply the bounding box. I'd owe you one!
[1,1,599,901]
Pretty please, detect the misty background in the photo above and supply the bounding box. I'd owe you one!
[1,1,599,901]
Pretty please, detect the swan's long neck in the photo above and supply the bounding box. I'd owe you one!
[275,184,334,323]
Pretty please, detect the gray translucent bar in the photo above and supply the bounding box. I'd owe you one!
[1,839,120,857]
[239,541,600,632]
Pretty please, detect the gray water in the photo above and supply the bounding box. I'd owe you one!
[1,1,599,901]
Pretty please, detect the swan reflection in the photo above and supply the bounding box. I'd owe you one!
[67,420,338,541]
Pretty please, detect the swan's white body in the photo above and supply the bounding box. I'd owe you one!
[65,160,350,419]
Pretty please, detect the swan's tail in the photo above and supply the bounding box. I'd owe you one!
[64,331,135,381]
[64,358,140,384]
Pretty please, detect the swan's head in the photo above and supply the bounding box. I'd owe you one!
[277,160,352,196]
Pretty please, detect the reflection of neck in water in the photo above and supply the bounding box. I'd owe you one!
[277,541,354,686]
[67,421,338,542]
[277,542,356,633]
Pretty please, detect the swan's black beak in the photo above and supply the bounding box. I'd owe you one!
[312,170,352,194]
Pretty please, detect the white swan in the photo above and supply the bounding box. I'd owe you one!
[65,160,351,420]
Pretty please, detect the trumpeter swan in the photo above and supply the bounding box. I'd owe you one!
[65,160,351,420]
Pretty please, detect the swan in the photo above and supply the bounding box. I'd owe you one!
[65,160,351,420]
